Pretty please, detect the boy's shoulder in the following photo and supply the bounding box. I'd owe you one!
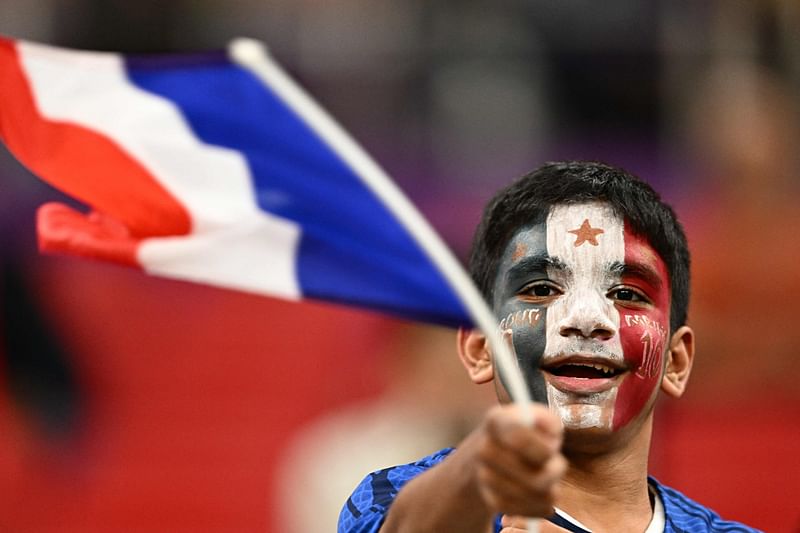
[649,477,763,532]
[338,448,454,533]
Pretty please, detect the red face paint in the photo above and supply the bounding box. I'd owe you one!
[613,224,671,430]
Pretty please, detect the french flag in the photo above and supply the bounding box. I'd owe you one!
[0,36,471,327]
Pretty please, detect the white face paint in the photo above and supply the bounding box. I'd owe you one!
[543,202,625,430]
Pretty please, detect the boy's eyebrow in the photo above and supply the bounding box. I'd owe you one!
[507,253,569,279]
[609,260,663,289]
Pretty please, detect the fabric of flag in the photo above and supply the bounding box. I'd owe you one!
[0,36,469,327]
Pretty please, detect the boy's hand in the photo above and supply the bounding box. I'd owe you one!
[381,402,565,533]
[472,404,566,518]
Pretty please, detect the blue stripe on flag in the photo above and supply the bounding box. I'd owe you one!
[125,54,470,327]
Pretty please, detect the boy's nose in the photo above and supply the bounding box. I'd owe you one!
[557,292,617,340]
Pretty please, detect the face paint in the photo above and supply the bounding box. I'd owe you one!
[493,221,550,404]
[613,226,670,429]
[492,202,671,432]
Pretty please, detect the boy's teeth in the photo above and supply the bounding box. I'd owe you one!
[574,362,614,375]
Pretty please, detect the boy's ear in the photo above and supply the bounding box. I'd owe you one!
[457,327,494,384]
[661,325,695,398]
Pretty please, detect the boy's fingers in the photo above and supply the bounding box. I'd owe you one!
[478,475,555,518]
[485,406,563,466]
[478,445,567,493]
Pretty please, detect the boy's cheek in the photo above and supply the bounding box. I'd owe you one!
[618,310,668,375]
[498,306,549,403]
[613,309,668,430]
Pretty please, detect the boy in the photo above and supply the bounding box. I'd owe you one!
[339,161,758,532]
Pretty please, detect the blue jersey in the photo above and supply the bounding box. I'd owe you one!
[338,448,761,533]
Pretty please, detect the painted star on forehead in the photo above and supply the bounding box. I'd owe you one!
[568,219,604,246]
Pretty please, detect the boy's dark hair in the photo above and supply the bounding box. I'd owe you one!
[469,161,691,331]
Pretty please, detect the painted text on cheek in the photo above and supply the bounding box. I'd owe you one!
[624,314,667,379]
[499,309,542,331]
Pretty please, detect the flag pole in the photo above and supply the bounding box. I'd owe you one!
[230,38,541,532]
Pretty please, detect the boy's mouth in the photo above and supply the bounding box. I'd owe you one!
[540,355,627,393]
[547,362,623,379]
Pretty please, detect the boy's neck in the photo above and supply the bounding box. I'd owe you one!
[554,417,655,533]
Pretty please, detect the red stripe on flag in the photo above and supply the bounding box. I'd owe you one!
[37,202,140,266]
[0,37,191,248]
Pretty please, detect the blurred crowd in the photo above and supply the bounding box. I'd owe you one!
[0,1,798,531]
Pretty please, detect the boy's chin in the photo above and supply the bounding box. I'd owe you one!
[554,403,615,431]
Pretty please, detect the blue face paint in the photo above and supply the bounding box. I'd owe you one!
[492,222,550,404]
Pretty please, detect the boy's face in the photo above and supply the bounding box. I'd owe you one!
[492,202,671,432]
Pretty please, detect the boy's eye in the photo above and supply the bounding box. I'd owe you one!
[609,287,649,304]
[521,281,561,300]
[532,285,554,297]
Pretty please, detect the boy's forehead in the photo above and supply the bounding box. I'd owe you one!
[499,202,667,283]
[547,201,621,229]
[503,202,623,259]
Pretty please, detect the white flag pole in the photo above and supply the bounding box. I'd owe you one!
[230,38,541,532]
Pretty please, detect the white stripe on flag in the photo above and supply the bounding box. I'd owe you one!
[139,217,301,300]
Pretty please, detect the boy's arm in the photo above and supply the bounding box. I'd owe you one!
[380,403,565,533]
